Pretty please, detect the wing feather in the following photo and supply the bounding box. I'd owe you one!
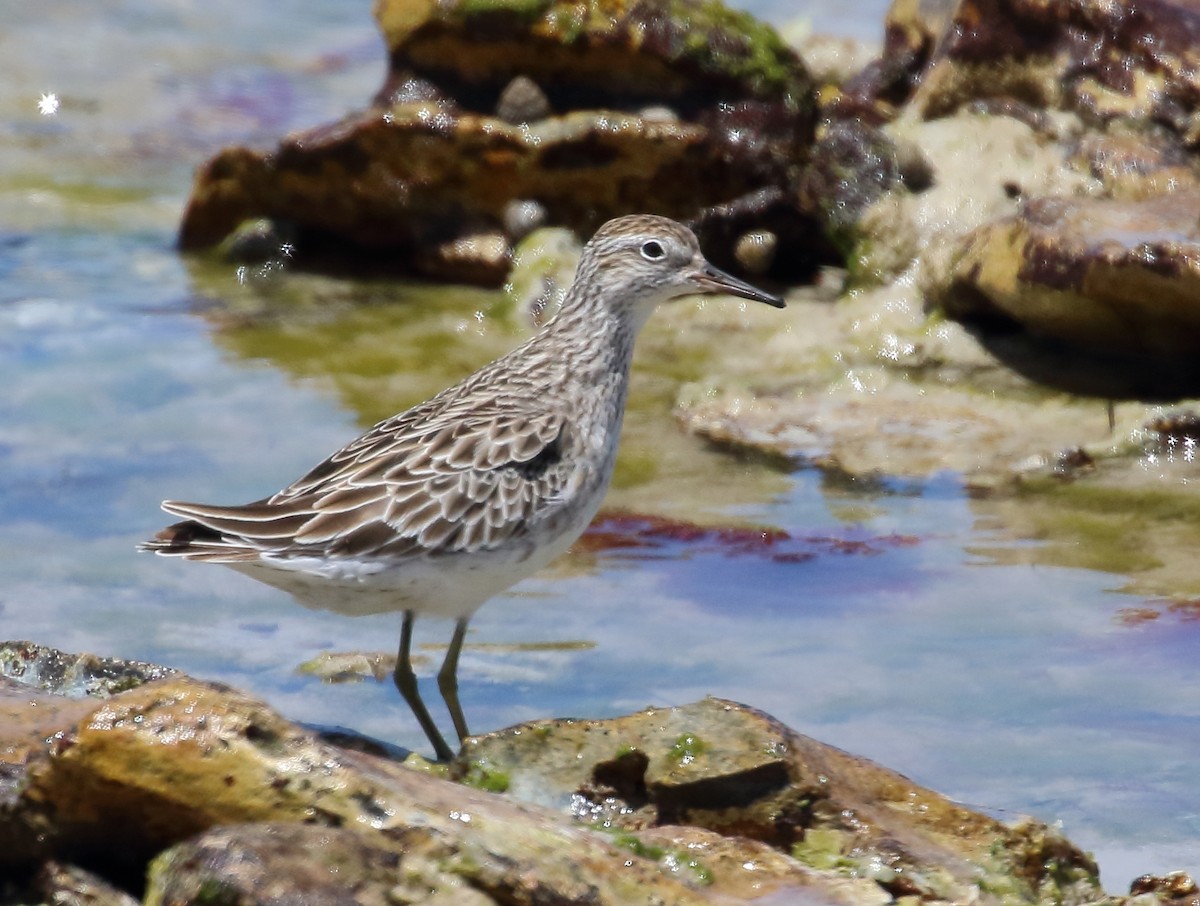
[145,395,575,563]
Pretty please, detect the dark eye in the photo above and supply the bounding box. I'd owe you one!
[640,240,666,261]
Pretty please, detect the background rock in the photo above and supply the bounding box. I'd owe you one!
[180,0,819,284]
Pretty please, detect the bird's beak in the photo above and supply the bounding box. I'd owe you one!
[691,261,785,308]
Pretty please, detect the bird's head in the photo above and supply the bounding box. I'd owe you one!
[575,214,784,331]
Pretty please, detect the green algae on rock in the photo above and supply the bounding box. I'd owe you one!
[458,697,1104,904]
[375,0,812,112]
[180,0,817,283]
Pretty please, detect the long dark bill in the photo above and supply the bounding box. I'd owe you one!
[692,262,785,308]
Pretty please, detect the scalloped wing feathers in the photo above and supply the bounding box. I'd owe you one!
[155,399,570,562]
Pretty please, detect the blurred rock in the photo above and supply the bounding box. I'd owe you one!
[904,0,1200,145]
[36,862,140,906]
[180,0,817,284]
[936,192,1200,364]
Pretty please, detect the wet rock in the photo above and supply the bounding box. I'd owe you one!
[216,217,297,264]
[1071,130,1200,200]
[935,192,1200,365]
[632,825,886,905]
[494,74,552,124]
[458,698,1103,904]
[679,376,1121,479]
[1130,871,1198,902]
[0,639,175,698]
[733,229,777,275]
[297,649,395,683]
[903,0,1200,145]
[181,0,817,283]
[36,861,141,906]
[0,651,714,904]
[799,120,905,257]
[1147,410,1200,450]
[2,642,1188,903]
[146,824,494,906]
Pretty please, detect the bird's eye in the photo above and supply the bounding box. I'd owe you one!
[640,240,666,261]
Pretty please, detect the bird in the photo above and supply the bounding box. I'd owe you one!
[141,214,785,761]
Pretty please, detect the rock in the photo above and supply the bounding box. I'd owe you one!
[297,649,395,683]
[1129,871,1198,901]
[374,0,812,125]
[0,662,718,903]
[146,824,494,906]
[794,34,880,94]
[501,197,548,241]
[0,639,175,698]
[828,0,954,123]
[494,74,552,124]
[429,229,511,284]
[902,0,1200,145]
[457,698,1103,904]
[632,826,888,905]
[37,861,141,906]
[668,274,1191,484]
[935,192,1200,368]
[846,110,1100,287]
[180,0,818,283]
[798,120,905,257]
[505,226,581,326]
[0,642,1135,905]
[215,217,297,264]
[1070,131,1200,200]
[733,229,777,275]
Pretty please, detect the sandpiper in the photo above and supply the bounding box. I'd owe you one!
[142,214,784,760]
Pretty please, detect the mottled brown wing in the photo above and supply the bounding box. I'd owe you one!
[149,399,571,561]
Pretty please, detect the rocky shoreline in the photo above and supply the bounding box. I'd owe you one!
[9,640,1190,905]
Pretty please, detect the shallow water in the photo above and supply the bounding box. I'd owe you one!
[1,0,1197,892]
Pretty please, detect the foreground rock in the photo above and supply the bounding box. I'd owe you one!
[0,641,1129,905]
[180,0,817,283]
[459,700,1101,903]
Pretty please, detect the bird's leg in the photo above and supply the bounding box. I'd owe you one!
[393,610,454,762]
[438,617,471,744]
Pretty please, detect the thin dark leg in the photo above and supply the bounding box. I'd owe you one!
[438,617,471,744]
[393,610,454,762]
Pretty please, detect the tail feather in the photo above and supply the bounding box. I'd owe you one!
[140,500,283,562]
